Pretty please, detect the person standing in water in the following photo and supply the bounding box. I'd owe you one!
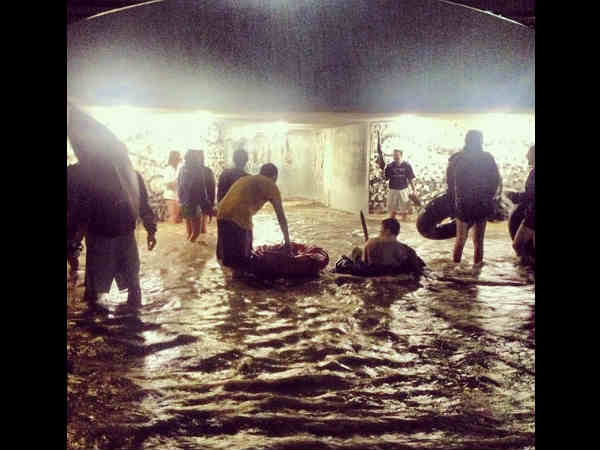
[511,145,535,260]
[448,130,501,264]
[217,148,250,202]
[177,150,214,243]
[197,150,216,235]
[67,104,157,308]
[216,163,291,276]
[384,149,417,221]
[163,150,183,224]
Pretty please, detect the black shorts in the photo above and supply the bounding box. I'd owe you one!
[216,219,253,268]
[455,198,494,223]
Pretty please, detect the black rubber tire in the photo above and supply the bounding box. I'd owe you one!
[416,192,472,240]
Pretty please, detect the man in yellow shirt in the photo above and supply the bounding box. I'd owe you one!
[217,163,291,272]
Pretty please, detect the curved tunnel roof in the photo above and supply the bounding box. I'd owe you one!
[67,0,535,114]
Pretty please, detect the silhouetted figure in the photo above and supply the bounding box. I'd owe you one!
[217,148,250,202]
[67,162,85,286]
[67,104,157,308]
[511,145,535,261]
[198,150,216,234]
[217,163,291,277]
[163,150,183,224]
[177,150,215,242]
[448,130,500,264]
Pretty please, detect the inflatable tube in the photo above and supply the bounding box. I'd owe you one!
[416,192,472,240]
[250,243,329,278]
[333,251,426,278]
[417,190,509,240]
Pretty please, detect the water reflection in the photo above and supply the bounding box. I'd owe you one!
[67,201,534,450]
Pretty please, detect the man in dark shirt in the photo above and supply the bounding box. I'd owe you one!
[384,149,417,221]
[217,148,250,203]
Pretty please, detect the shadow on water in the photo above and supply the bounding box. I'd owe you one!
[67,201,535,450]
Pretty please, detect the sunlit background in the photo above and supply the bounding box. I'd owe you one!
[67,107,534,216]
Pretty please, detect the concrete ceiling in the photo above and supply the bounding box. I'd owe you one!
[67,0,534,113]
[66,0,535,28]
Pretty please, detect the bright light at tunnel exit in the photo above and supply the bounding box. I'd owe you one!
[82,105,217,151]
[230,121,289,141]
[385,112,534,160]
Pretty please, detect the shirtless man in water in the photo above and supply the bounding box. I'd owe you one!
[359,218,420,270]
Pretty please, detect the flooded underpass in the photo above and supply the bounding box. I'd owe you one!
[66,200,535,450]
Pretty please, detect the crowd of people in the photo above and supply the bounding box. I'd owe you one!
[67,107,535,308]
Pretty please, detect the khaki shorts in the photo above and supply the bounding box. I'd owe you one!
[387,188,411,213]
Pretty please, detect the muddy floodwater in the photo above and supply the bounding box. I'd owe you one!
[66,200,535,450]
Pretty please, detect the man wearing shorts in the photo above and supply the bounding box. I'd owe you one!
[216,163,291,275]
[163,150,183,224]
[384,149,417,221]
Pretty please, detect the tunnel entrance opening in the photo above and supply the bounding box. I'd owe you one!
[67,106,534,220]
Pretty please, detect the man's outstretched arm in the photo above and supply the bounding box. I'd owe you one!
[270,197,291,248]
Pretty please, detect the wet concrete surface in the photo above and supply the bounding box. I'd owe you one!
[66,200,534,450]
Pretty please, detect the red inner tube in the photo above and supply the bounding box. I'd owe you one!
[251,243,329,277]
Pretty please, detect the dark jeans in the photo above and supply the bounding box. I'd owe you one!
[216,219,253,269]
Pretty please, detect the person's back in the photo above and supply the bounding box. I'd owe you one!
[365,237,411,267]
[67,162,84,215]
[216,163,291,273]
[69,162,142,238]
[178,154,211,212]
[362,218,424,275]
[218,167,249,202]
[217,149,250,202]
[455,150,500,202]
[217,174,281,230]
[450,130,500,264]
[202,165,216,207]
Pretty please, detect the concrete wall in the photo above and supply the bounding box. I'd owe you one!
[222,122,371,213]
[323,123,369,214]
[281,131,321,200]
[224,126,325,202]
